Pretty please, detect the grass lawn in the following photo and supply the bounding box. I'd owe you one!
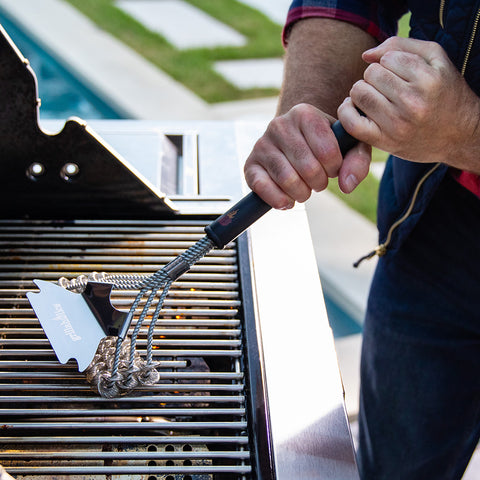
[64,0,412,223]
[64,0,284,103]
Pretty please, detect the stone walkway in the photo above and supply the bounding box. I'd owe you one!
[115,0,287,91]
[116,0,247,49]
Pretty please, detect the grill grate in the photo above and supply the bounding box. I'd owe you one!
[0,219,254,479]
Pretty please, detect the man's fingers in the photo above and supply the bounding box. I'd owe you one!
[243,162,296,210]
[378,51,430,81]
[363,36,446,69]
[364,61,408,98]
[267,111,332,193]
[297,106,344,179]
[244,103,369,210]
[337,141,372,193]
[272,104,343,183]
[337,96,382,146]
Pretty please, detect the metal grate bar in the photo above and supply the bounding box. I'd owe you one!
[0,349,244,358]
[0,372,245,380]
[2,451,251,460]
[0,272,239,282]
[0,338,243,347]
[0,308,239,317]
[0,280,240,289]
[0,383,244,392]
[2,407,246,416]
[0,435,250,444]
[4,465,253,476]
[0,318,242,327]
[0,395,245,403]
[1,263,238,273]
[4,421,249,430]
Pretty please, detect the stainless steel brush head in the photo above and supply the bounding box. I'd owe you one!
[85,336,160,398]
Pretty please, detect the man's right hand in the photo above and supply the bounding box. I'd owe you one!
[243,102,372,210]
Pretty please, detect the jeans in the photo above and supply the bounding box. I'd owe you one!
[358,174,480,479]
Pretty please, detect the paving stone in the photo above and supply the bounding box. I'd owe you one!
[116,0,246,49]
[238,0,291,25]
[214,58,284,89]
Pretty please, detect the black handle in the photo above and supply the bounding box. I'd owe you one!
[204,119,357,249]
[331,119,358,156]
[205,191,270,249]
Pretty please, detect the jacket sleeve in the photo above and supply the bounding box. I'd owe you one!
[283,0,408,45]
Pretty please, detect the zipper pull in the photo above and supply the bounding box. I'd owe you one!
[353,244,387,268]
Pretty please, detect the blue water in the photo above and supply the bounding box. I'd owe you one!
[0,11,122,120]
[324,294,363,338]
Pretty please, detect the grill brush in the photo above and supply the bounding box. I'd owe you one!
[27,120,357,397]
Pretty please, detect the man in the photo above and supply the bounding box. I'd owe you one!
[243,1,480,479]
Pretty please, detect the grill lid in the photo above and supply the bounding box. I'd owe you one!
[0,23,177,219]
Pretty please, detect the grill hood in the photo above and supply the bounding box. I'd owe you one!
[0,23,177,219]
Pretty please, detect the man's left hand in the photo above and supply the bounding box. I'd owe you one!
[338,36,480,172]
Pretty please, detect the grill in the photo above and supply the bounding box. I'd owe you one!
[0,219,260,479]
[0,18,359,480]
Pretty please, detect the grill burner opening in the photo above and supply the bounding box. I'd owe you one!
[0,219,259,479]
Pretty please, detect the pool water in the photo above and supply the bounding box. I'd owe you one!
[0,11,122,120]
[324,294,363,338]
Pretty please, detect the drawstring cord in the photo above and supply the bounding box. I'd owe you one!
[353,244,387,268]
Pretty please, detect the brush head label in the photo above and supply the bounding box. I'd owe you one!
[27,279,107,371]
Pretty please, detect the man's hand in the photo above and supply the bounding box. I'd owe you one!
[243,103,371,209]
[338,36,480,171]
[243,17,376,209]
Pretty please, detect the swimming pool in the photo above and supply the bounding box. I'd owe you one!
[0,10,122,120]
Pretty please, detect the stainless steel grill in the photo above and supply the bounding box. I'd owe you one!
[0,17,360,480]
[0,219,259,479]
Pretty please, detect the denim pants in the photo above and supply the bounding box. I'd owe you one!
[357,174,480,479]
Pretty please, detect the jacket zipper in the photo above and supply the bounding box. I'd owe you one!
[439,0,447,28]
[440,0,480,75]
[355,4,480,268]
[461,6,480,75]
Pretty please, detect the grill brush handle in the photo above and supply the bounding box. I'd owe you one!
[205,119,358,249]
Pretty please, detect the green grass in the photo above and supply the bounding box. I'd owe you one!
[330,147,388,224]
[398,12,411,37]
[64,0,283,103]
[330,172,380,223]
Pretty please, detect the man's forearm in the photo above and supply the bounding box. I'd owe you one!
[278,18,377,117]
